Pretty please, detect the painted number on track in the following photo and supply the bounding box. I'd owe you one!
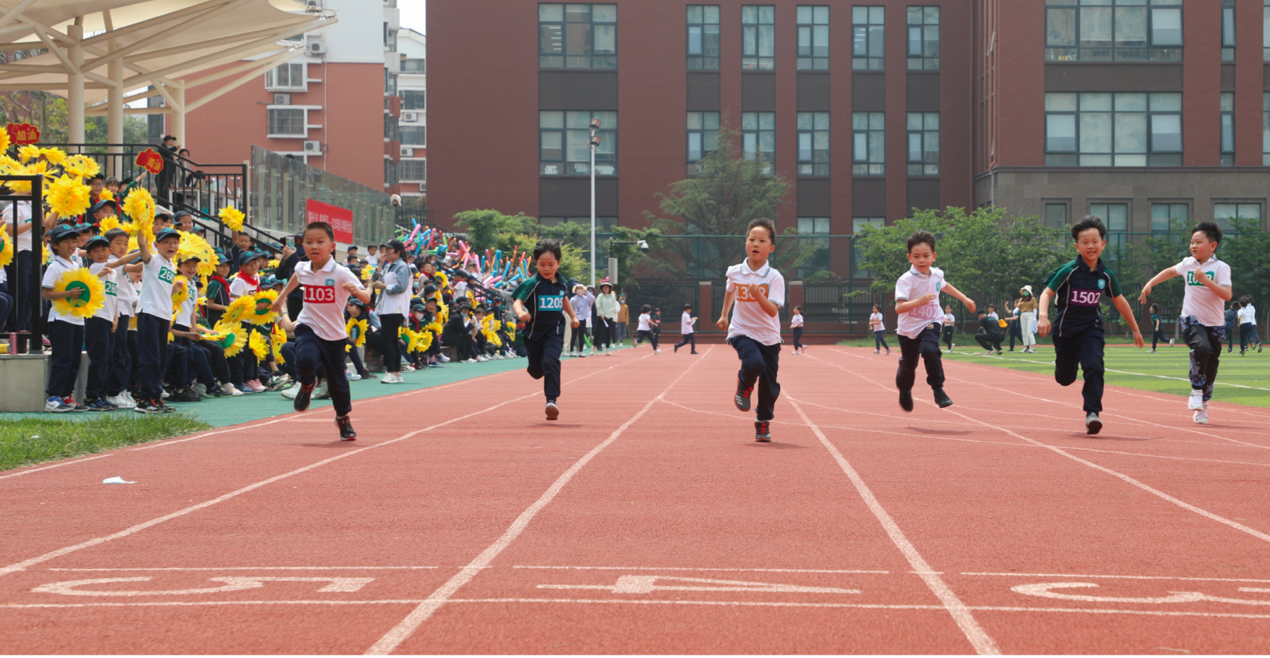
[32,576,374,597]
[538,575,859,595]
[1014,582,1270,605]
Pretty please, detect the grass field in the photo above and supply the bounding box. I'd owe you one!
[0,414,212,472]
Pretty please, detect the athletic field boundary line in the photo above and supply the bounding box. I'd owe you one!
[961,353,1270,392]
[786,395,1001,655]
[0,351,656,581]
[364,346,713,656]
[0,454,113,481]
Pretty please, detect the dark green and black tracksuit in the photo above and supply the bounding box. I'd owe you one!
[514,274,568,399]
[1044,257,1123,413]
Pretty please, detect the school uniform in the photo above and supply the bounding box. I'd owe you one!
[136,251,180,402]
[106,269,137,398]
[941,312,956,349]
[513,274,569,400]
[204,275,231,326]
[3,202,35,338]
[674,310,697,352]
[1173,256,1232,403]
[293,258,362,417]
[869,312,889,352]
[790,312,804,351]
[42,255,85,400]
[725,259,785,422]
[228,273,260,386]
[172,277,218,391]
[1043,257,1124,413]
[1237,304,1259,353]
[84,261,118,403]
[894,266,947,392]
[636,312,657,348]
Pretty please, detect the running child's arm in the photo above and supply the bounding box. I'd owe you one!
[1036,287,1056,336]
[270,274,300,314]
[344,281,370,305]
[747,284,780,317]
[894,294,934,314]
[1110,294,1145,348]
[512,298,531,323]
[562,296,581,328]
[716,289,737,330]
[1188,267,1233,301]
[941,282,977,315]
[1137,266,1180,304]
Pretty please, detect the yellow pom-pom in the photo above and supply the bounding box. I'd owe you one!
[39,148,66,167]
[0,233,12,268]
[219,206,244,232]
[45,175,92,218]
[178,231,219,277]
[213,321,248,357]
[434,271,449,289]
[51,268,106,319]
[222,296,256,324]
[123,188,155,240]
[346,318,368,347]
[248,330,269,361]
[271,324,287,365]
[247,289,278,325]
[18,145,41,164]
[171,275,190,306]
[0,126,9,153]
[98,190,113,202]
[268,259,280,269]
[64,154,100,180]
[360,265,375,282]
[98,216,123,234]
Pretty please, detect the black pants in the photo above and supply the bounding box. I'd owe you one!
[730,335,781,421]
[173,324,222,388]
[594,317,611,349]
[975,332,1003,352]
[1007,322,1023,349]
[14,250,35,337]
[1240,323,1260,352]
[380,314,404,372]
[571,323,589,352]
[1225,323,1236,352]
[896,324,944,392]
[1152,327,1167,350]
[1053,325,1105,413]
[942,325,954,349]
[84,317,114,401]
[1183,319,1223,402]
[675,333,696,352]
[280,342,297,379]
[194,339,231,387]
[0,283,10,334]
[105,318,133,396]
[166,342,191,390]
[229,328,259,385]
[136,313,171,400]
[638,329,658,349]
[525,329,564,399]
[792,327,804,351]
[46,320,84,399]
[874,330,889,352]
[295,324,352,417]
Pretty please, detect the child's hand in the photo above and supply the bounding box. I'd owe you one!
[372,281,386,290]
[270,298,285,314]
[918,292,937,305]
[1037,317,1051,337]
[1132,329,1145,348]
[570,317,580,329]
[96,267,114,278]
[716,318,728,331]
[964,299,977,314]
[517,311,531,323]
[1138,285,1153,305]
[747,283,767,300]
[342,282,361,293]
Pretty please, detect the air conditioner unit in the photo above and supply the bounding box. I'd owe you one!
[400,147,413,157]
[273,93,290,105]
[307,39,326,55]
[304,0,321,12]
[402,111,417,122]
[303,140,322,153]
[418,183,426,193]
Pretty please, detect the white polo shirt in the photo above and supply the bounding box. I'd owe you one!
[3,201,32,252]
[115,268,136,318]
[1238,304,1256,325]
[229,274,258,301]
[294,257,362,341]
[174,277,197,327]
[681,311,695,335]
[894,266,947,339]
[725,259,785,346]
[869,312,885,332]
[1174,256,1231,327]
[791,312,803,328]
[138,252,177,320]
[42,255,84,326]
[88,261,117,322]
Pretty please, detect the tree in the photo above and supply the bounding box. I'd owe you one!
[84,116,151,145]
[451,209,595,282]
[642,126,816,279]
[0,91,69,143]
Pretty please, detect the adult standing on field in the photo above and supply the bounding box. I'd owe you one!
[594,282,619,353]
[1013,286,1039,353]
[616,294,629,345]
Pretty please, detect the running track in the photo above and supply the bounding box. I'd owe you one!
[3,346,1270,654]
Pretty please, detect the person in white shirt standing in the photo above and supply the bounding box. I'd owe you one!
[1236,295,1261,355]
[133,228,183,414]
[82,235,121,411]
[1139,221,1233,424]
[41,226,91,412]
[370,239,411,383]
[869,304,890,355]
[673,303,698,354]
[789,306,805,354]
[716,218,785,443]
[893,230,976,412]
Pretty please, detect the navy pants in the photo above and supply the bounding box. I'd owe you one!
[638,329,658,349]
[84,317,114,401]
[173,325,217,388]
[46,320,83,399]
[0,282,10,333]
[1053,325,1105,413]
[942,325,955,349]
[874,330,889,352]
[136,313,171,400]
[896,324,944,392]
[525,329,564,399]
[193,339,231,387]
[675,333,696,352]
[730,335,781,421]
[295,324,352,417]
[792,327,804,351]
[1240,324,1260,352]
[106,318,133,397]
[1182,318,1223,402]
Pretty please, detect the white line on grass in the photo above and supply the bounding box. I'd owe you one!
[364,347,712,656]
[965,353,1270,392]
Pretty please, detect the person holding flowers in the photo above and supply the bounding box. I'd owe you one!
[42,225,94,412]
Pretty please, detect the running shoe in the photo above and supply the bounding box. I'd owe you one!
[85,398,111,412]
[899,390,914,412]
[755,420,771,443]
[281,383,301,399]
[313,380,330,400]
[734,379,753,412]
[293,382,315,412]
[45,396,74,413]
[133,398,159,414]
[1187,390,1204,410]
[1194,401,1209,425]
[1085,412,1102,435]
[933,388,953,408]
[336,415,357,441]
[545,399,559,421]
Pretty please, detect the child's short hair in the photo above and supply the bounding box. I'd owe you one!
[1193,221,1223,244]
[794,306,801,311]
[640,304,651,313]
[906,230,936,253]
[747,217,776,242]
[683,303,692,311]
[1240,295,1252,305]
[1071,215,1107,240]
[977,309,987,315]
[104,228,129,243]
[988,304,996,310]
[533,238,562,263]
[304,222,334,240]
[1150,303,1161,313]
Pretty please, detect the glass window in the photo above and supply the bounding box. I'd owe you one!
[399,160,426,182]
[907,6,940,70]
[401,58,426,73]
[797,217,831,278]
[1089,202,1129,247]
[400,126,426,146]
[1222,0,1235,62]
[401,90,426,111]
[1264,93,1270,165]
[797,6,829,71]
[687,5,721,70]
[1045,0,1183,63]
[742,5,775,70]
[1221,93,1234,167]
[687,111,720,175]
[1044,202,1068,229]
[266,63,305,91]
[741,111,775,173]
[797,112,829,176]
[540,110,617,175]
[853,112,885,175]
[852,217,884,276]
[1150,203,1188,232]
[1214,203,1261,232]
[383,113,400,141]
[1045,92,1182,166]
[268,108,305,137]
[853,6,885,70]
[906,112,939,176]
[539,4,617,69]
[1265,2,1270,62]
[384,159,398,186]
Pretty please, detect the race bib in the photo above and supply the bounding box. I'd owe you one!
[537,293,564,312]
[104,281,117,297]
[736,284,770,302]
[911,304,942,321]
[157,267,175,284]
[1186,270,1216,287]
[304,283,336,303]
[1069,288,1101,307]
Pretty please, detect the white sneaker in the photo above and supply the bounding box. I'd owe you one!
[349,372,362,381]
[221,382,244,397]
[1187,390,1204,410]
[1169,338,1175,346]
[191,383,207,397]
[282,383,301,399]
[1193,403,1209,424]
[381,373,401,384]
[314,380,330,400]
[654,348,662,354]
[462,358,476,364]
[439,354,451,362]
[118,394,137,409]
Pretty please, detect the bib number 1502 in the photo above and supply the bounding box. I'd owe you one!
[1069,289,1101,307]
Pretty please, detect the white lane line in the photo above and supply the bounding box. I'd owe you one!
[48,566,440,571]
[0,354,654,580]
[787,397,1001,656]
[966,353,1270,392]
[364,347,712,656]
[513,565,889,574]
[964,572,1270,583]
[0,454,113,481]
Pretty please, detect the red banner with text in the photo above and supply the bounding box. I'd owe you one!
[305,199,354,244]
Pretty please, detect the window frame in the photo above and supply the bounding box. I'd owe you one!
[1149,202,1188,233]
[1222,0,1236,62]
[539,110,618,176]
[687,111,720,176]
[796,216,832,278]
[851,217,884,277]
[398,159,427,182]
[266,107,307,139]
[852,112,885,176]
[539,3,618,70]
[906,112,939,176]
[265,62,306,92]
[797,5,830,71]
[741,5,775,71]
[741,111,775,174]
[687,5,721,71]
[906,6,940,70]
[1044,92,1183,167]
[1263,92,1270,165]
[1214,202,1263,231]
[852,6,885,71]
[1220,93,1234,167]
[1043,202,1069,229]
[400,125,426,147]
[1089,201,1130,247]
[1044,0,1184,63]
[796,111,829,177]
[401,90,426,111]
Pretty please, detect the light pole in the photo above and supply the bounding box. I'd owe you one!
[589,118,601,287]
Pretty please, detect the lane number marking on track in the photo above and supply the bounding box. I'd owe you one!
[1014,582,1270,606]
[538,575,860,595]
[32,576,374,597]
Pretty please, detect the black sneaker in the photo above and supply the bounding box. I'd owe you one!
[674,343,680,353]
[208,385,229,398]
[155,399,176,413]
[545,399,559,421]
[899,390,914,412]
[933,388,953,408]
[294,381,315,412]
[755,420,771,443]
[336,415,357,441]
[1085,412,1102,435]
[734,379,753,412]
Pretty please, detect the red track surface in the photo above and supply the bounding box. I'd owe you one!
[3,346,1270,654]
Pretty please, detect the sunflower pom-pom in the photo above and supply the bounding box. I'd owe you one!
[271,324,287,365]
[0,126,9,153]
[219,206,245,232]
[123,188,155,238]
[346,318,368,348]
[171,276,190,306]
[51,268,106,319]
[39,148,66,167]
[45,175,92,217]
[64,154,100,180]
[0,233,13,268]
[213,321,248,357]
[248,289,279,325]
[248,331,269,361]
[222,296,256,324]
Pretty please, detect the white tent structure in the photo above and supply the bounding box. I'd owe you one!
[0,0,336,145]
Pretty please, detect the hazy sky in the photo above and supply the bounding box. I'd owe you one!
[399,1,425,35]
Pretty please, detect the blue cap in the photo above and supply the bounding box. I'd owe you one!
[91,198,118,214]
[85,235,110,250]
[154,228,181,243]
[49,225,79,242]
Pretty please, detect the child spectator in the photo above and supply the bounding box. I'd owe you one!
[869,304,890,355]
[133,228,183,414]
[941,305,956,352]
[1040,215,1144,434]
[101,229,138,408]
[616,295,629,345]
[82,235,120,410]
[512,239,581,421]
[42,226,88,412]
[1224,302,1239,353]
[203,251,231,326]
[1138,221,1231,425]
[790,306,805,355]
[1149,303,1167,354]
[674,303,698,354]
[229,251,265,393]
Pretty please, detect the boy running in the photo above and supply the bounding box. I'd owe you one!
[716,218,784,443]
[1040,215,1144,434]
[512,239,581,421]
[1138,221,1232,425]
